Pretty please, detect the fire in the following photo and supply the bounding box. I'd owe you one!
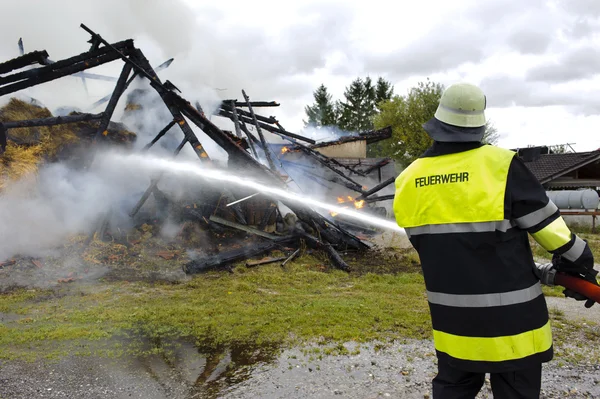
[354,200,365,209]
[330,211,339,217]
[280,146,290,154]
[337,196,345,203]
[347,196,353,202]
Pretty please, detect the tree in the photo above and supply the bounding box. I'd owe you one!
[372,80,443,164]
[338,77,370,132]
[304,77,395,134]
[372,79,500,165]
[303,84,338,128]
[482,121,500,145]
[375,77,394,112]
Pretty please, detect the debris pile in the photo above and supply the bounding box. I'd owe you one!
[0,24,397,276]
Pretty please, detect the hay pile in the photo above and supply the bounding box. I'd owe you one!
[0,98,136,190]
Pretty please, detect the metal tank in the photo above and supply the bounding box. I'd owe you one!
[547,190,600,210]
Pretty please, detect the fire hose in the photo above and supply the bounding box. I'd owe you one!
[535,263,600,304]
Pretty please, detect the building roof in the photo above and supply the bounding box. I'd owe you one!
[520,150,600,184]
[309,126,392,149]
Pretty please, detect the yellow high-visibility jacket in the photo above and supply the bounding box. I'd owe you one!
[393,142,592,372]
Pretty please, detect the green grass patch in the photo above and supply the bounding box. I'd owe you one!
[0,259,430,361]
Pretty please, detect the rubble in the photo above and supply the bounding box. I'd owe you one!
[0,24,395,275]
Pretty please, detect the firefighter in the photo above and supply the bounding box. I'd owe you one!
[392,82,598,399]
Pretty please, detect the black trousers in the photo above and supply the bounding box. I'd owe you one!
[432,360,542,399]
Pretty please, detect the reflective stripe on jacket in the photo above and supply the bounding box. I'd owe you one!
[393,144,568,372]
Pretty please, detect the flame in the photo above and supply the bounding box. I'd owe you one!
[354,200,365,209]
[280,146,290,154]
[337,196,345,203]
[330,211,338,217]
[347,196,354,202]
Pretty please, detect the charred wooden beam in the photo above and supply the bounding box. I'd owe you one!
[142,119,177,151]
[220,102,278,124]
[223,100,280,108]
[296,230,350,271]
[360,158,391,175]
[0,125,6,153]
[0,40,134,96]
[364,194,395,203]
[241,89,276,170]
[281,248,300,267]
[357,177,395,200]
[94,63,133,141]
[209,215,278,240]
[258,202,278,230]
[183,238,295,274]
[231,102,259,158]
[220,191,247,225]
[218,109,315,144]
[129,49,211,162]
[246,256,287,268]
[0,50,50,75]
[0,112,104,129]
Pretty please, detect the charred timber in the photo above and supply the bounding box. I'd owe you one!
[360,158,391,175]
[183,238,295,274]
[357,176,395,199]
[209,215,278,240]
[1,112,104,129]
[309,126,392,148]
[0,40,135,95]
[364,194,395,203]
[241,89,276,170]
[142,120,177,150]
[246,256,287,268]
[296,230,350,271]
[223,100,280,107]
[220,102,278,124]
[0,50,50,75]
[129,49,211,161]
[94,63,133,140]
[281,248,300,267]
[218,109,316,144]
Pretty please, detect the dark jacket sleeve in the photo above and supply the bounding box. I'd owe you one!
[506,157,594,270]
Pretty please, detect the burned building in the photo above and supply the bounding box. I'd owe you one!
[0,24,396,274]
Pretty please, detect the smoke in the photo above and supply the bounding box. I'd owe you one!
[301,125,361,143]
[0,153,154,261]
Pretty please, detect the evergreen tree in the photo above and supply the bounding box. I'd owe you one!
[303,84,337,128]
[375,77,394,111]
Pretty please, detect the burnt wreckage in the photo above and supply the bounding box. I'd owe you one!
[0,25,396,273]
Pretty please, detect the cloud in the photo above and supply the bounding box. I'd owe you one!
[506,29,552,54]
[525,46,600,83]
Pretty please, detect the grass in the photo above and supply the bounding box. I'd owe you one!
[0,221,597,363]
[0,256,429,361]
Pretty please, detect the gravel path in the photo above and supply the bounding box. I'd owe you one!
[2,333,600,399]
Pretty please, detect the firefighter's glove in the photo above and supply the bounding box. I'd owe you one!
[562,289,595,309]
[552,253,594,277]
[553,254,599,308]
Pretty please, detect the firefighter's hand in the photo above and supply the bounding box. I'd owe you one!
[562,289,595,308]
[552,253,594,276]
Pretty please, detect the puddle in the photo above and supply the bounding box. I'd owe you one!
[130,336,282,398]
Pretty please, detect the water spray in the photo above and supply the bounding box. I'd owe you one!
[102,152,405,234]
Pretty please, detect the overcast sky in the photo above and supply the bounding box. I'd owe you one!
[1,0,599,151]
